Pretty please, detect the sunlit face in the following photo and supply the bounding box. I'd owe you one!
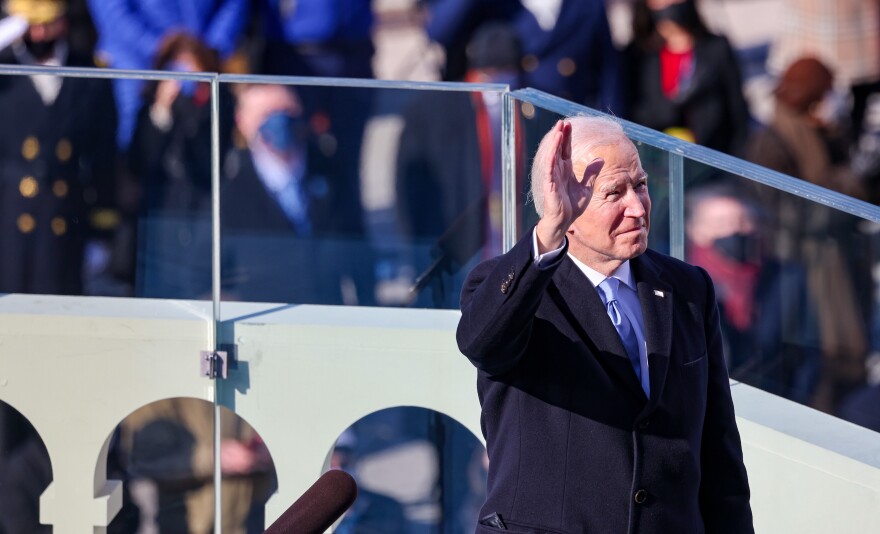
[686,196,755,247]
[567,138,650,271]
[235,84,302,143]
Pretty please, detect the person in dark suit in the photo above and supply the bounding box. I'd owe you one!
[218,84,374,305]
[0,0,118,295]
[457,116,753,533]
[425,0,622,113]
[623,0,750,156]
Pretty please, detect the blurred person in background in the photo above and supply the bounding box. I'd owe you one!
[256,0,374,80]
[748,57,871,414]
[396,21,521,307]
[623,0,749,156]
[0,0,118,296]
[748,57,866,200]
[424,0,622,113]
[127,32,235,298]
[86,0,247,149]
[218,83,375,305]
[766,0,880,148]
[254,0,375,256]
[685,185,821,405]
[118,400,274,533]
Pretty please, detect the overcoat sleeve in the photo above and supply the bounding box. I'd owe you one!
[456,231,566,376]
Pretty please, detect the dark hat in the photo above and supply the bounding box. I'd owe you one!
[466,22,522,70]
[775,57,834,113]
[4,0,67,24]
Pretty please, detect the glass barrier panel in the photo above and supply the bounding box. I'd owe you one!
[0,66,217,532]
[217,81,506,309]
[680,158,878,425]
[216,78,503,531]
[0,67,216,300]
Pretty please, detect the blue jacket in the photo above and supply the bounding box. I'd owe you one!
[88,0,247,67]
[427,0,622,114]
[260,0,373,44]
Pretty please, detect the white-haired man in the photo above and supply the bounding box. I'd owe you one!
[457,116,753,533]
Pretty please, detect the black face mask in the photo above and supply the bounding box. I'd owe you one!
[23,36,57,61]
[651,1,701,28]
[713,232,760,264]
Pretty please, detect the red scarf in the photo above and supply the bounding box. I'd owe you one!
[688,244,761,331]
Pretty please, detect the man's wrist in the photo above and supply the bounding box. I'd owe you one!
[533,229,567,269]
[535,220,566,254]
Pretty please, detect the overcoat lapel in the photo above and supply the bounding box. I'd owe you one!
[550,257,647,402]
[632,253,673,407]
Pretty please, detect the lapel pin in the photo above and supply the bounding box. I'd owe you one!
[653,290,665,298]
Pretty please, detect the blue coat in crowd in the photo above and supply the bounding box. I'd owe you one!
[87,0,248,148]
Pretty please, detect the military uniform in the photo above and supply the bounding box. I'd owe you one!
[0,46,118,294]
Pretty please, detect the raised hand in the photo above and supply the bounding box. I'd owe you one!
[535,120,604,253]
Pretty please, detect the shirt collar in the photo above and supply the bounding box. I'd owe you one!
[567,253,635,291]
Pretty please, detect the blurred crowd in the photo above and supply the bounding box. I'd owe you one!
[2,0,880,532]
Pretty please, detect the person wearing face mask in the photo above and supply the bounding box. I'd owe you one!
[126,32,236,297]
[747,57,871,415]
[0,0,118,296]
[216,84,374,306]
[686,185,821,405]
[623,0,750,156]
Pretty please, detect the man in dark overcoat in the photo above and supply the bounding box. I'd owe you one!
[457,116,753,533]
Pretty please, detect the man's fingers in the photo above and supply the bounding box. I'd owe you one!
[581,158,605,186]
[561,120,572,160]
[547,120,565,184]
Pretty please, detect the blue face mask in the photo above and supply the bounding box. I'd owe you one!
[167,60,198,97]
[258,111,304,154]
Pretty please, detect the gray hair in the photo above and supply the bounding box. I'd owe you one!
[529,115,629,217]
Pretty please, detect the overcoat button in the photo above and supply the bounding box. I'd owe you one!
[634,489,648,504]
[22,136,39,160]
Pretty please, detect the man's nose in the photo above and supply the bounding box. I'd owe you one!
[623,189,646,217]
[29,24,48,40]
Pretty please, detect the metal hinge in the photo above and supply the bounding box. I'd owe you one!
[200,350,228,379]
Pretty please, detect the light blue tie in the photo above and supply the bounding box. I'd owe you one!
[275,179,311,236]
[599,278,644,391]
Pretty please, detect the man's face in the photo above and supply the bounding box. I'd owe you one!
[567,138,650,269]
[24,17,67,60]
[686,196,754,248]
[236,85,302,143]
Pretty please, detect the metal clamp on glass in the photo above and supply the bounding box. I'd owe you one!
[200,350,228,379]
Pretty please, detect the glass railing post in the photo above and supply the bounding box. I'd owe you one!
[502,91,517,253]
[210,75,223,534]
[668,153,685,261]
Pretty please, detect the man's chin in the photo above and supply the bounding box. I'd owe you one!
[620,236,648,259]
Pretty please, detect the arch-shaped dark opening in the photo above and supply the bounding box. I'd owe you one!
[328,406,486,534]
[0,399,52,533]
[106,397,277,533]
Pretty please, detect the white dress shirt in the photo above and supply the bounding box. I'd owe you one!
[532,230,651,395]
